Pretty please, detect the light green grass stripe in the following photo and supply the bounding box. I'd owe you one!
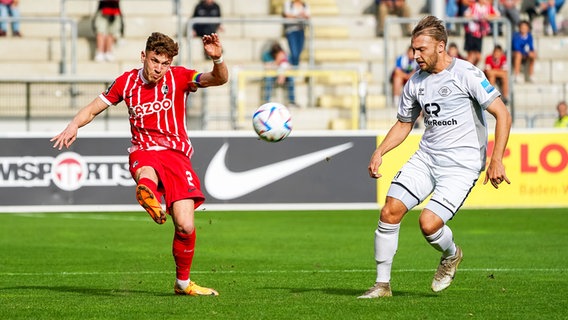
[1,268,565,276]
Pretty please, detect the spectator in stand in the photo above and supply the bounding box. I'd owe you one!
[191,0,223,38]
[282,0,310,67]
[512,20,536,83]
[464,0,501,66]
[446,0,460,35]
[459,0,474,16]
[391,46,418,107]
[526,0,565,36]
[375,0,412,37]
[93,0,123,62]
[282,0,309,108]
[446,0,473,35]
[447,42,466,59]
[448,0,476,36]
[484,44,509,104]
[0,0,21,37]
[261,41,297,108]
[554,101,568,127]
[498,0,521,32]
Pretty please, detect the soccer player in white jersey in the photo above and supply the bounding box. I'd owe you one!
[359,16,512,298]
[51,32,228,296]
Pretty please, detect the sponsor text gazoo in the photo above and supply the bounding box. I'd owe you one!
[0,152,134,191]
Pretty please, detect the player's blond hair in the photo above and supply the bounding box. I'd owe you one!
[145,32,179,58]
[411,16,448,48]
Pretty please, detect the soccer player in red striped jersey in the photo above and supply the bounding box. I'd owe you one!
[51,32,228,296]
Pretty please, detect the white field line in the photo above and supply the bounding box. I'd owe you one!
[0,268,566,277]
[10,212,149,222]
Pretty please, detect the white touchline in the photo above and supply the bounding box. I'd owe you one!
[204,142,354,200]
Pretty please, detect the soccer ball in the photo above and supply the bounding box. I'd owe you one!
[252,102,292,142]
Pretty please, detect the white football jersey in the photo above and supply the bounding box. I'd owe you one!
[399,58,501,171]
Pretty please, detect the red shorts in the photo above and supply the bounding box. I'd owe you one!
[129,149,205,209]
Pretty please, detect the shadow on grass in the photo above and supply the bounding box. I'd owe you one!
[1,285,170,297]
[263,286,439,298]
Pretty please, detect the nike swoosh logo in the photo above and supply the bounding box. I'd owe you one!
[204,142,354,200]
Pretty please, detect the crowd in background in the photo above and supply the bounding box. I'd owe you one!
[2,0,567,127]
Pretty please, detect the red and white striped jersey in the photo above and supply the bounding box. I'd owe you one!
[464,3,499,38]
[99,67,201,157]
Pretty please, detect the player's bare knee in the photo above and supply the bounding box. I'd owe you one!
[419,211,444,236]
[380,206,405,224]
[419,220,440,236]
[175,222,196,235]
[171,208,196,234]
[379,197,407,224]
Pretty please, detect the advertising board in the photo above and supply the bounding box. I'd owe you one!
[0,132,377,211]
[379,131,568,208]
[2,131,566,212]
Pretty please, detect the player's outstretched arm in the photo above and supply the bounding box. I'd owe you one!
[483,98,512,189]
[368,120,413,179]
[51,97,109,150]
[198,33,229,87]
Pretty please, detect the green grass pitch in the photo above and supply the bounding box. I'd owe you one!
[1,208,567,319]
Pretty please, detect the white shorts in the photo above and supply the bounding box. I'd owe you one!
[386,150,480,222]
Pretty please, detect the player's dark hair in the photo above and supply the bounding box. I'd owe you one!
[145,32,179,58]
[411,16,448,47]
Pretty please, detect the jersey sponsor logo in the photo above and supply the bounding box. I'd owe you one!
[423,102,458,126]
[425,118,458,126]
[0,153,133,191]
[130,99,173,117]
[204,142,354,200]
[424,103,441,117]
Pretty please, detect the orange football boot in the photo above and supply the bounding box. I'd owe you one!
[136,184,166,224]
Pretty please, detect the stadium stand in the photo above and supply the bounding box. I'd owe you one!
[0,0,567,130]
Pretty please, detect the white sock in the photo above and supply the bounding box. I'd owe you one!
[425,225,456,258]
[374,221,400,283]
[176,279,190,289]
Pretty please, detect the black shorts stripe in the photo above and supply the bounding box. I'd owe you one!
[391,181,420,204]
[430,198,456,217]
[455,178,479,213]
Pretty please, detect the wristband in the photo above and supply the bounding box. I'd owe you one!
[212,56,224,64]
